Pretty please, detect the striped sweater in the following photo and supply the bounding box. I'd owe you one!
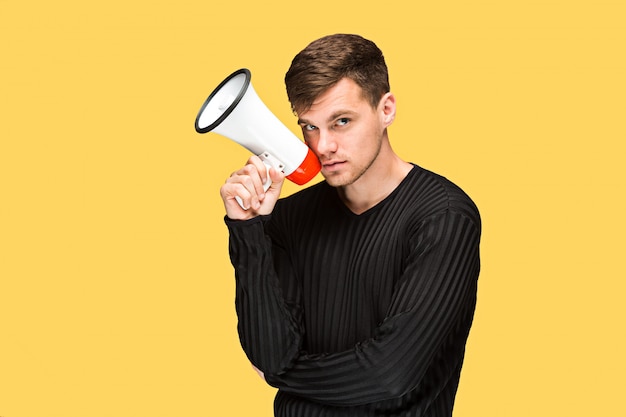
[225,164,481,416]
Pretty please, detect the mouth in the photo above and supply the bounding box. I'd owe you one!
[321,160,346,172]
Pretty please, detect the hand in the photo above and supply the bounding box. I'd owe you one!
[220,155,285,220]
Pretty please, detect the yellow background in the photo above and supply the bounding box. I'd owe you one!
[1,1,624,416]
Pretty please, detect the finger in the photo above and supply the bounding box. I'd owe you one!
[247,155,269,187]
[220,183,256,220]
[237,165,266,202]
[225,176,261,210]
[267,166,285,188]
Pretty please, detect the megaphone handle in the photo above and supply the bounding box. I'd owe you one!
[235,151,284,210]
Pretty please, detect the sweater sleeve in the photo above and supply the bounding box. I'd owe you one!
[227,207,481,406]
[226,215,304,374]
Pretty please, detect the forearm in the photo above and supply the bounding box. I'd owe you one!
[227,216,303,374]
[265,286,477,406]
[266,210,480,406]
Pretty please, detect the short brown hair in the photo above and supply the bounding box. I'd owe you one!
[285,34,390,114]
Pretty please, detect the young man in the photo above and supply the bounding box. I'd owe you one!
[220,34,481,417]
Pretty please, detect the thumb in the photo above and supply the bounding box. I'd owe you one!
[254,167,284,215]
[266,167,285,195]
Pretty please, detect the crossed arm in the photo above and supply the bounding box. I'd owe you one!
[227,209,480,406]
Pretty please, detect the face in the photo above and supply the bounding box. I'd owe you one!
[296,78,395,188]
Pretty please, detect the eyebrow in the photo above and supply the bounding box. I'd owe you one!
[297,110,357,126]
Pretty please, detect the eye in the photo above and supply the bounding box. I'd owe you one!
[303,124,317,131]
[336,117,350,127]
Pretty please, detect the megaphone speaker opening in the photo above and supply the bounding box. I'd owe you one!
[195,68,251,134]
[194,68,321,186]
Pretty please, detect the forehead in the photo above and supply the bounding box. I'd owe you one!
[297,78,371,122]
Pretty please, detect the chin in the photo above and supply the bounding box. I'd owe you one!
[323,173,357,188]
[322,173,344,187]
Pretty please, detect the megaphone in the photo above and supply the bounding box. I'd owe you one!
[194,68,320,187]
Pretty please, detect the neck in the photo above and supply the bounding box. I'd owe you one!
[337,142,413,215]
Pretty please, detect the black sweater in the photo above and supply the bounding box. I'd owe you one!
[225,164,481,416]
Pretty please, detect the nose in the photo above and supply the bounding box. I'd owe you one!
[314,129,338,156]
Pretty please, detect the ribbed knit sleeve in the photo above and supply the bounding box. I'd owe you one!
[226,215,303,374]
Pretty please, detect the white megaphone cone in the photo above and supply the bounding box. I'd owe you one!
[195,68,320,189]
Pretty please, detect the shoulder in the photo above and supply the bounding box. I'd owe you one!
[402,164,481,229]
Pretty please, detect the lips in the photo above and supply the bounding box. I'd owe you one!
[321,160,346,172]
[322,160,345,167]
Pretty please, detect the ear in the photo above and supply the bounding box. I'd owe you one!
[379,92,396,127]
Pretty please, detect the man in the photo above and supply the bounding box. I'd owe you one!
[220,34,481,417]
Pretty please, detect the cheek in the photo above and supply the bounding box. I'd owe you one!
[303,135,320,153]
[352,128,382,156]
